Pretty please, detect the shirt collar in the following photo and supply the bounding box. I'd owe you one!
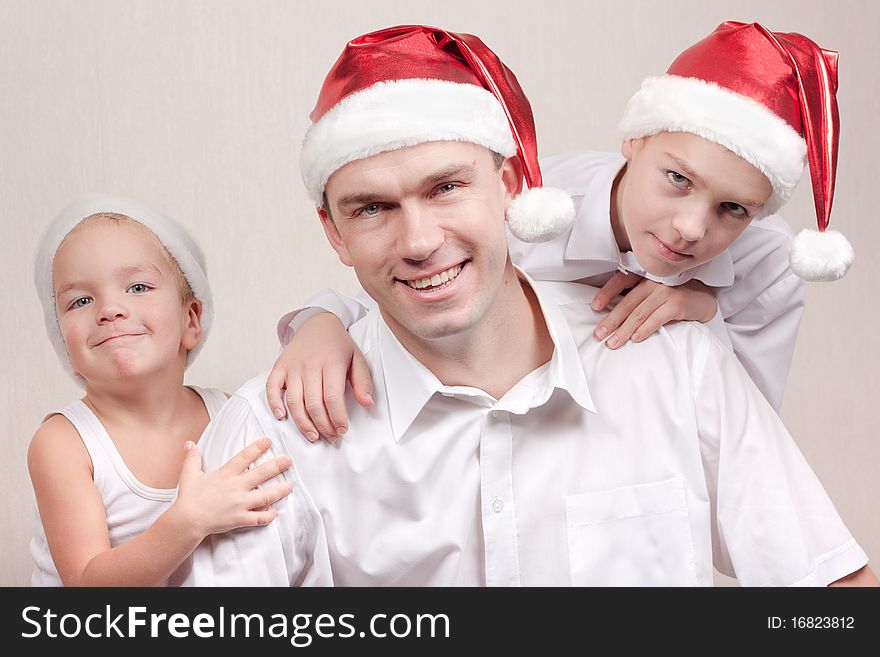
[563,153,735,288]
[376,268,597,443]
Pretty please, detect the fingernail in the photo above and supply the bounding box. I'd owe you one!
[607,335,620,348]
[591,299,601,310]
[595,327,608,340]
[326,434,338,444]
[184,441,195,451]
[632,333,641,342]
[336,426,347,436]
[273,408,285,420]
[306,432,318,442]
[365,392,374,404]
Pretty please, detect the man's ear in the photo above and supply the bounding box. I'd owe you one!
[182,298,202,351]
[500,155,525,214]
[318,207,353,267]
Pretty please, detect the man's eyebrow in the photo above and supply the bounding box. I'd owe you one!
[335,163,477,211]
[336,192,384,211]
[419,163,476,187]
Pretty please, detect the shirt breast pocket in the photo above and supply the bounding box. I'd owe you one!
[564,477,697,586]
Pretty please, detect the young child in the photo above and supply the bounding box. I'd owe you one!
[267,21,854,441]
[29,195,293,586]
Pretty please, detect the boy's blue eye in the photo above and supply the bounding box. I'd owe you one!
[71,297,91,309]
[721,202,748,218]
[128,283,150,294]
[666,171,691,188]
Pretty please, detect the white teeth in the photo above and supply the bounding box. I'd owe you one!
[407,264,463,290]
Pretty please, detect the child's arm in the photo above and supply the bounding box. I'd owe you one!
[267,289,374,441]
[589,271,717,348]
[267,312,373,441]
[28,417,292,586]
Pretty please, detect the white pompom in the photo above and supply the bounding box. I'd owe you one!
[789,229,855,282]
[506,187,575,243]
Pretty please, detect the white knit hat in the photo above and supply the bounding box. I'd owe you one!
[34,194,213,384]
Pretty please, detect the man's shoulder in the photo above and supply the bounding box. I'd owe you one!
[533,279,601,306]
[229,370,273,407]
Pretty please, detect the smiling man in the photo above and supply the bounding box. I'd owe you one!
[188,25,875,586]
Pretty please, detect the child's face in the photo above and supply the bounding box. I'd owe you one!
[52,217,201,384]
[618,131,773,278]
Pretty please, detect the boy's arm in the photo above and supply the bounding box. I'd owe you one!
[268,290,375,440]
[276,289,374,347]
[29,416,291,586]
[693,332,869,586]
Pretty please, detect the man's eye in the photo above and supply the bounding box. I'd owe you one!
[358,204,381,217]
[666,171,691,187]
[436,183,458,194]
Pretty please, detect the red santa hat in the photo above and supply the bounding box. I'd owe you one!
[300,25,574,243]
[618,21,852,282]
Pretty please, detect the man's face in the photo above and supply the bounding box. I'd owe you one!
[320,141,521,347]
[619,131,773,277]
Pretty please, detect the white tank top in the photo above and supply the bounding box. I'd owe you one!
[30,386,228,586]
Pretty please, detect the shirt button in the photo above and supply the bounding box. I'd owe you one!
[491,497,504,513]
[490,410,499,419]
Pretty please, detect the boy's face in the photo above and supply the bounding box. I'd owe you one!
[618,131,773,277]
[319,140,520,347]
[52,217,201,384]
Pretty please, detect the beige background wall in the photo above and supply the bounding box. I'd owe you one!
[1,0,877,585]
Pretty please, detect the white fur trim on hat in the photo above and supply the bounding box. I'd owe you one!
[618,75,807,216]
[34,194,213,385]
[507,186,575,243]
[789,228,854,281]
[300,79,517,204]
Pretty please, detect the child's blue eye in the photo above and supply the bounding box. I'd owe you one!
[721,202,748,218]
[70,297,91,309]
[128,283,151,294]
[666,171,691,188]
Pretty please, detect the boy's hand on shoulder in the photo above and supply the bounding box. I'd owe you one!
[172,437,293,539]
[591,272,717,349]
[266,312,373,444]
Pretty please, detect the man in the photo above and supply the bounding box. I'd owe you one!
[189,25,875,586]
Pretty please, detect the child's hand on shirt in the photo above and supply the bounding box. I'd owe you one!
[172,437,293,537]
[266,312,374,443]
[590,272,717,349]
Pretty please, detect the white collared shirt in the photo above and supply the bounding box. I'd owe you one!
[192,277,864,587]
[280,152,805,411]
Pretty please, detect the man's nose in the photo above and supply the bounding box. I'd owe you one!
[396,204,445,261]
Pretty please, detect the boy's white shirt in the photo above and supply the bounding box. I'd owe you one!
[279,151,805,412]
[194,277,864,586]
